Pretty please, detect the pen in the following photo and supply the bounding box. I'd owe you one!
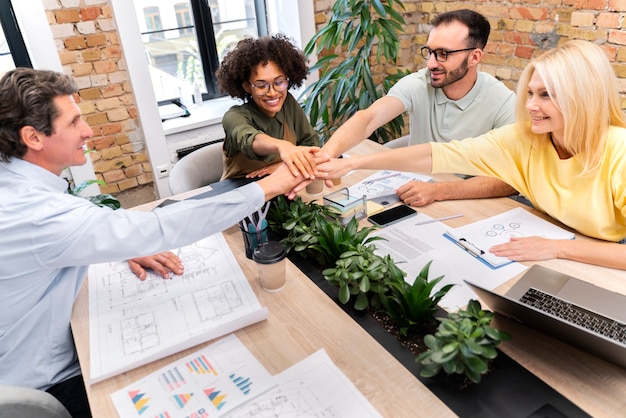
[362,172,401,184]
[415,213,464,225]
[457,238,484,257]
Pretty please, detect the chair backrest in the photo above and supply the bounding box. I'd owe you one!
[382,134,410,149]
[168,141,224,195]
[0,385,72,418]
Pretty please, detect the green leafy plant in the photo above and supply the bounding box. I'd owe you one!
[302,0,410,144]
[416,299,511,384]
[323,245,396,310]
[68,179,121,210]
[310,215,383,266]
[380,260,454,336]
[267,196,340,259]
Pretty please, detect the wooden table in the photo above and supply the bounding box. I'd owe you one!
[71,141,626,418]
[70,185,456,416]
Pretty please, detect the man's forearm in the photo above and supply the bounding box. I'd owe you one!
[321,112,372,157]
[434,176,517,201]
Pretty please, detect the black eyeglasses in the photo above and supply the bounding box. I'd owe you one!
[420,46,476,62]
[248,77,289,96]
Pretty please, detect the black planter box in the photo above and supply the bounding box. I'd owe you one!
[289,254,590,418]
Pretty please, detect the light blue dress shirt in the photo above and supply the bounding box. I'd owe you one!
[0,158,265,390]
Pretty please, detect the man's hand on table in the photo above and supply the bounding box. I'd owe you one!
[397,180,440,207]
[128,251,184,281]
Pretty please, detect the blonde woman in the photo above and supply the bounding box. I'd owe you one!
[315,40,626,270]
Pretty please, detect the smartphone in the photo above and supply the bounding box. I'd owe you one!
[367,204,417,226]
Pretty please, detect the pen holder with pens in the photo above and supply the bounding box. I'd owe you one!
[239,219,269,259]
[239,202,271,259]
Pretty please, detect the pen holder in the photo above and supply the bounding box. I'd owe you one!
[239,220,269,259]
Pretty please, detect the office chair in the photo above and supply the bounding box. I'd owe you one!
[0,385,72,418]
[382,134,410,149]
[168,141,225,195]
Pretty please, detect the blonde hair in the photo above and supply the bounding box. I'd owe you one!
[515,40,626,174]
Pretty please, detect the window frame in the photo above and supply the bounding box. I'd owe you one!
[141,0,269,102]
[192,0,268,100]
[0,0,31,68]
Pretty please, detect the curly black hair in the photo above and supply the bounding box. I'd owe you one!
[216,33,309,101]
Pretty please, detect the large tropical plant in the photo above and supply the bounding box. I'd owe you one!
[301,0,410,144]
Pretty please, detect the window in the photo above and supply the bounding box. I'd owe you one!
[133,0,268,103]
[144,6,163,32]
[175,3,193,36]
[0,0,31,78]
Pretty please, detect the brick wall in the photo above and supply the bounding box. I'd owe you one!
[42,0,626,196]
[45,0,152,195]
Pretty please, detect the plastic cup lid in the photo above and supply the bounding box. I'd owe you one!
[252,241,286,264]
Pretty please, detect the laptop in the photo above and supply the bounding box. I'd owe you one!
[464,264,626,369]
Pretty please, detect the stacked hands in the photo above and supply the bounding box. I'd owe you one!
[285,151,441,207]
[245,143,323,179]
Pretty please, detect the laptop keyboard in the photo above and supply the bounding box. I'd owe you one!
[519,287,626,344]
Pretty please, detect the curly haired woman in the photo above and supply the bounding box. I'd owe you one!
[216,34,320,180]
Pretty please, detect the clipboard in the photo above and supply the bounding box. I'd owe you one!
[442,207,575,270]
[443,232,514,269]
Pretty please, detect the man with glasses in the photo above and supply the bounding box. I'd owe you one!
[317,9,517,207]
[216,34,320,180]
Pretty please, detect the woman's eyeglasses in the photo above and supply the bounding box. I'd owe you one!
[248,77,289,96]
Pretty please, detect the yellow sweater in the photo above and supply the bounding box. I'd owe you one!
[431,124,626,242]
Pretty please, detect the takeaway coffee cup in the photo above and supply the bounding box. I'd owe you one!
[252,241,287,292]
[305,180,324,196]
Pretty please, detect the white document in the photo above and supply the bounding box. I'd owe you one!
[444,207,575,268]
[347,169,432,200]
[372,212,527,310]
[111,334,276,418]
[224,349,382,418]
[88,233,268,384]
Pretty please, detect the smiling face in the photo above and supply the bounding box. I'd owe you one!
[425,21,474,90]
[243,60,287,118]
[22,95,93,175]
[525,71,565,144]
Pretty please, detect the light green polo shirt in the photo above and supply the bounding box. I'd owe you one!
[387,68,515,145]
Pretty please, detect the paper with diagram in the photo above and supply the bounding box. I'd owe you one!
[372,212,527,310]
[111,335,382,418]
[347,169,432,201]
[223,349,382,418]
[88,233,268,384]
[444,207,575,268]
[110,334,275,418]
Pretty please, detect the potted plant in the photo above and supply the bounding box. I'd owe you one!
[322,244,393,310]
[301,0,409,144]
[310,215,383,266]
[266,196,340,263]
[380,261,454,336]
[68,179,121,210]
[416,299,511,384]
